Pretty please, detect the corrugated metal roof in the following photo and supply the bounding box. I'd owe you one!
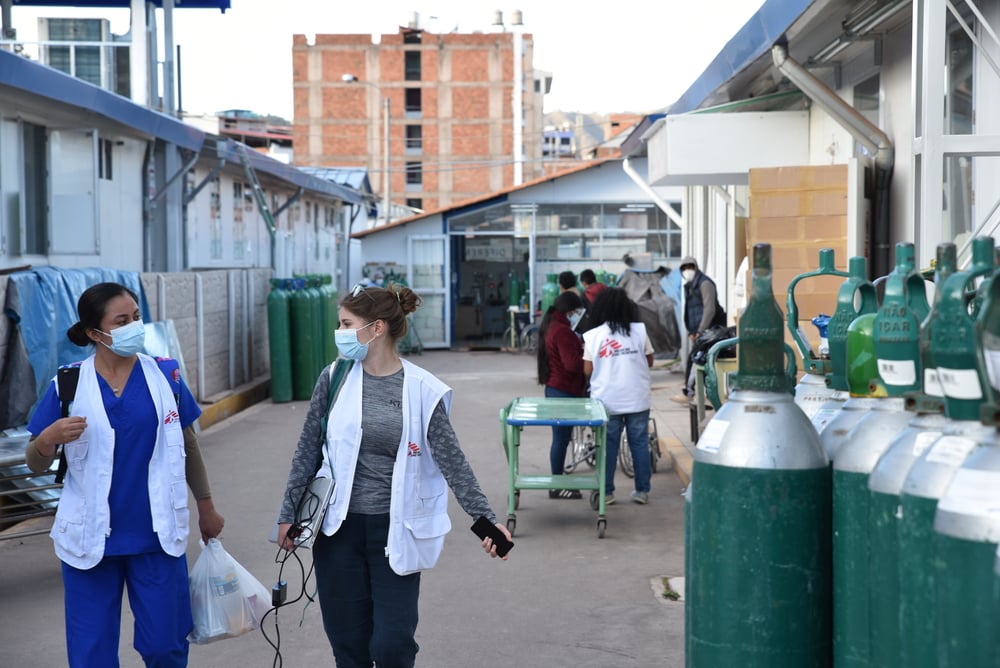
[0,49,206,151]
[298,166,372,193]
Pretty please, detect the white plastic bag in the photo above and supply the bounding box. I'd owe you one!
[188,538,271,644]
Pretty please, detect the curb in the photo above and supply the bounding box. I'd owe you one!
[197,377,271,431]
[662,435,692,488]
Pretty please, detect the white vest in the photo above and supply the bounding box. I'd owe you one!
[320,359,452,576]
[50,353,189,569]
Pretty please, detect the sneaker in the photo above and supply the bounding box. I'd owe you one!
[604,494,616,506]
[670,394,690,405]
[631,491,649,505]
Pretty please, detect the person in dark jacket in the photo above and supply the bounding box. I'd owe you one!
[537,291,587,498]
[673,256,727,404]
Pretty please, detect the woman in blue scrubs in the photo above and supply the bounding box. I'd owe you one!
[25,282,224,668]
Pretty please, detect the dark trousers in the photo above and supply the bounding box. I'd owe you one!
[545,385,577,474]
[314,512,420,668]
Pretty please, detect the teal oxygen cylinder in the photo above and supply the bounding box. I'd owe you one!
[266,278,294,403]
[687,243,831,667]
[833,243,927,668]
[867,243,955,668]
[540,273,559,313]
[786,248,849,420]
[290,278,317,401]
[931,249,1000,668]
[321,274,339,364]
[812,256,879,438]
[897,236,996,668]
[307,277,326,377]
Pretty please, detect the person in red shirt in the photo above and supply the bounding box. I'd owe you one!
[580,269,607,306]
[536,291,587,498]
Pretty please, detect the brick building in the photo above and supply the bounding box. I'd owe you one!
[292,16,546,215]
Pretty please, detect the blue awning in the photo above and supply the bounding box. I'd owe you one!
[669,0,816,114]
[0,50,206,151]
[11,1,229,9]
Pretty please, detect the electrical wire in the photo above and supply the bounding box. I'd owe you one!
[258,479,327,667]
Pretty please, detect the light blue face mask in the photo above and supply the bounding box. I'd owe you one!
[96,319,146,358]
[334,321,376,361]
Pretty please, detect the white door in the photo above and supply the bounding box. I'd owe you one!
[49,128,98,255]
[408,235,449,348]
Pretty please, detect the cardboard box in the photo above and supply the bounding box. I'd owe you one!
[749,164,849,192]
[750,191,848,218]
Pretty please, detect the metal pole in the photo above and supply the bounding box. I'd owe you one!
[384,96,391,225]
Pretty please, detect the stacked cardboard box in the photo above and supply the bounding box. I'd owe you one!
[747,165,850,362]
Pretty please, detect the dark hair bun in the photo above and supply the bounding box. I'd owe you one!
[67,322,92,347]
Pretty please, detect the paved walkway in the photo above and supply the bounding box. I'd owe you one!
[0,350,698,667]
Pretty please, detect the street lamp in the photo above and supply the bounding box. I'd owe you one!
[342,73,391,225]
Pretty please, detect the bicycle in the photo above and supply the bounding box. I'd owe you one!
[501,309,540,354]
[563,417,660,477]
[619,417,661,478]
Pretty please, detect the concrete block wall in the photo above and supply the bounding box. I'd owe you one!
[140,268,272,403]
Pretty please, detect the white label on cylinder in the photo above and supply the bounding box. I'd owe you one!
[985,350,1000,392]
[937,367,983,400]
[924,368,944,397]
[912,431,942,458]
[830,391,850,401]
[936,468,1000,519]
[696,419,729,454]
[924,436,977,467]
[878,358,917,386]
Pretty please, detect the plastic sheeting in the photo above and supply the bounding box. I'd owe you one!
[1,267,149,430]
[616,269,681,357]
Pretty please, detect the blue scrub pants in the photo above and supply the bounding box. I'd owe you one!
[314,512,420,668]
[62,552,192,668]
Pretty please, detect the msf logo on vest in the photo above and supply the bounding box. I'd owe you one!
[598,339,624,358]
[407,442,422,457]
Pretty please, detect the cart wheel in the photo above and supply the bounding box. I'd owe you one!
[597,518,606,539]
[589,491,600,511]
[506,516,516,536]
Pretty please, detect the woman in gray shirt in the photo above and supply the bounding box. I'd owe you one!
[275,283,510,668]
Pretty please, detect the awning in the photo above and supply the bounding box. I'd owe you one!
[0,50,206,151]
[646,110,810,186]
[11,1,229,9]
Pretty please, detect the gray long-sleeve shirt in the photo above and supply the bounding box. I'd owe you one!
[278,365,497,525]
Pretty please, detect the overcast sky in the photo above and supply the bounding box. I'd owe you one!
[10,1,766,118]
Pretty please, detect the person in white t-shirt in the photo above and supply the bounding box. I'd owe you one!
[581,287,654,505]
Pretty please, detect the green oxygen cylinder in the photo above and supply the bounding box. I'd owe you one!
[290,278,317,400]
[541,273,559,313]
[308,276,326,377]
[786,248,850,420]
[508,272,522,308]
[833,243,927,668]
[898,237,996,668]
[687,243,831,667]
[322,274,339,363]
[930,241,1000,668]
[266,278,293,403]
[812,256,879,438]
[867,243,955,668]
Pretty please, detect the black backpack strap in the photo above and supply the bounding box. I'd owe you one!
[54,366,80,485]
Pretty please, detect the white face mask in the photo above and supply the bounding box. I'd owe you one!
[682,269,696,283]
[567,308,585,330]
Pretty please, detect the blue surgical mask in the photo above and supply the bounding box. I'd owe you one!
[97,320,145,357]
[334,321,376,361]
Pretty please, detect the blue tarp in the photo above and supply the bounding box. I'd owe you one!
[2,267,149,429]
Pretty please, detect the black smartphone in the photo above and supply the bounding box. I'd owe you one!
[470,516,514,557]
